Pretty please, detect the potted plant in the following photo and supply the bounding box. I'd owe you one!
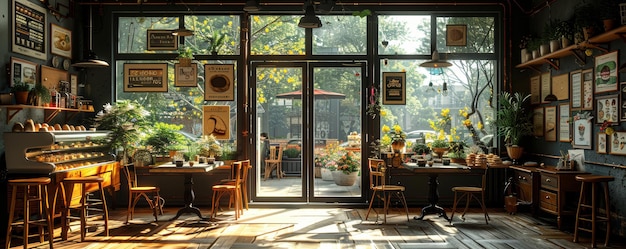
[218,142,238,166]
[30,84,51,106]
[543,19,562,53]
[332,150,360,186]
[411,143,430,156]
[382,124,407,152]
[554,21,574,48]
[11,81,31,105]
[197,134,222,163]
[177,46,194,66]
[573,2,600,41]
[143,122,187,159]
[447,141,467,164]
[93,100,150,163]
[208,30,225,55]
[493,92,532,163]
[526,37,542,59]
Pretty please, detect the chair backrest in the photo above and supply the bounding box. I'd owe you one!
[268,146,283,162]
[368,158,386,189]
[122,164,138,189]
[239,160,251,186]
[231,161,243,187]
[480,164,489,191]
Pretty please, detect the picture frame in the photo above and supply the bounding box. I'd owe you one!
[203,105,230,140]
[12,0,47,60]
[204,64,235,101]
[533,107,544,137]
[582,69,594,110]
[446,24,467,46]
[595,94,618,124]
[559,103,571,142]
[609,131,626,155]
[382,72,406,105]
[597,132,607,154]
[70,74,78,94]
[175,63,198,87]
[621,82,626,122]
[50,24,72,59]
[544,106,557,141]
[540,72,551,104]
[530,75,541,105]
[10,57,38,88]
[123,63,168,92]
[594,51,619,93]
[147,29,178,50]
[551,73,569,100]
[570,70,582,109]
[572,112,592,149]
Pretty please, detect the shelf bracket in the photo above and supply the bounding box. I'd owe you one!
[542,58,560,70]
[572,50,586,66]
[44,109,62,123]
[616,32,626,43]
[586,43,609,53]
[527,65,542,74]
[6,107,24,124]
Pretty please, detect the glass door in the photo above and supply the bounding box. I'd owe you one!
[251,62,365,203]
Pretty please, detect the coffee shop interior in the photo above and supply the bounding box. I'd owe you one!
[2,0,626,248]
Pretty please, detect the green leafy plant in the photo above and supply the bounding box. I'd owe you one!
[197,134,222,158]
[555,21,574,42]
[93,100,150,160]
[208,30,225,54]
[447,141,467,159]
[494,92,532,146]
[411,143,430,155]
[177,46,194,59]
[31,84,51,104]
[283,148,301,158]
[219,142,238,160]
[143,122,187,156]
[11,81,31,92]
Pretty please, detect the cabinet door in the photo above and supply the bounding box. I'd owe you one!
[514,170,533,203]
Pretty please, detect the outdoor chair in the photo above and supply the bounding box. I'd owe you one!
[264,145,283,180]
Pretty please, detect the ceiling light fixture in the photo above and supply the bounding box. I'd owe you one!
[171,26,194,36]
[243,0,260,12]
[298,1,322,29]
[72,6,109,68]
[419,50,452,68]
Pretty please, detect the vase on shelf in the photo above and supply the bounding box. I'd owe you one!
[332,171,358,186]
[432,147,448,159]
[391,141,405,152]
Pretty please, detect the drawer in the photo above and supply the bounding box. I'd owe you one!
[540,173,558,190]
[515,171,532,185]
[539,190,557,212]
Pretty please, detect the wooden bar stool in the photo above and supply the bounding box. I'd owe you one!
[59,176,109,242]
[573,174,614,248]
[5,177,54,249]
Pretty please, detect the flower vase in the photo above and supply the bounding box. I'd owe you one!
[391,141,405,152]
[432,147,448,159]
[332,171,358,186]
[321,168,334,181]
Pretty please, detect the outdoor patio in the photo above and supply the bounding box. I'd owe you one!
[257,175,362,197]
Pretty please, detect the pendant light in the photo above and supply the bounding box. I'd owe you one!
[419,50,452,68]
[243,0,260,12]
[298,0,322,29]
[72,6,109,68]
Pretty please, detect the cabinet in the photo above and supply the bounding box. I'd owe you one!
[509,166,539,212]
[4,131,120,210]
[536,167,589,230]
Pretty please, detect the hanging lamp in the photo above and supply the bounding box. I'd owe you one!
[298,1,322,29]
[419,50,452,68]
[72,6,109,68]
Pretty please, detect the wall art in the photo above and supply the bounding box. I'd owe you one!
[572,112,592,149]
[50,24,72,58]
[175,63,197,87]
[203,105,230,140]
[123,63,168,92]
[12,0,47,60]
[540,72,551,104]
[582,69,594,110]
[533,107,544,137]
[621,82,626,122]
[597,132,607,154]
[446,24,467,46]
[382,72,406,105]
[205,64,235,101]
[551,73,569,100]
[570,70,582,109]
[10,57,38,88]
[147,29,178,50]
[596,94,618,124]
[530,75,541,105]
[609,131,626,155]
[594,51,619,93]
[559,103,570,142]
[545,106,557,141]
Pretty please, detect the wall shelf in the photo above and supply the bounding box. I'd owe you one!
[0,105,94,124]
[516,25,626,71]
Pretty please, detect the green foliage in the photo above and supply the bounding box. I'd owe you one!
[555,21,574,42]
[412,143,430,155]
[11,81,31,92]
[219,142,238,160]
[31,84,51,104]
[94,100,150,157]
[177,46,194,59]
[283,148,301,158]
[494,92,532,146]
[197,134,222,157]
[430,139,449,149]
[543,19,562,41]
[208,30,226,53]
[352,9,371,18]
[447,141,467,159]
[143,122,186,155]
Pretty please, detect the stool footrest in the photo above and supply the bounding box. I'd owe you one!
[580,204,593,208]
[577,227,593,233]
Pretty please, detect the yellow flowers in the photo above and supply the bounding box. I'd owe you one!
[476,121,484,130]
[381,124,391,133]
[441,108,450,117]
[463,119,472,127]
[380,110,387,117]
[393,124,402,133]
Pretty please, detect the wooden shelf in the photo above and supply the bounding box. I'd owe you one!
[516,25,626,71]
[0,105,94,124]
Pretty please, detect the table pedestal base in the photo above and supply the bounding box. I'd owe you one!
[413,173,450,222]
[170,173,204,221]
[414,204,450,221]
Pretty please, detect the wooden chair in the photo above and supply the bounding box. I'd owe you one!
[264,146,283,180]
[211,160,246,220]
[449,165,490,224]
[122,164,162,224]
[365,158,410,224]
[219,160,252,210]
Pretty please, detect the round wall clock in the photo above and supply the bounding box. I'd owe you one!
[63,59,71,70]
[52,56,61,68]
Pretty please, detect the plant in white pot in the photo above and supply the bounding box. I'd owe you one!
[494,92,532,164]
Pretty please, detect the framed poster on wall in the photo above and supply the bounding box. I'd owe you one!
[559,103,570,142]
[570,70,582,109]
[50,24,72,58]
[540,72,551,104]
[10,57,38,88]
[175,63,197,87]
[596,94,618,124]
[446,24,467,46]
[544,106,557,141]
[123,63,168,92]
[147,29,178,50]
[582,69,594,110]
[533,107,544,137]
[12,0,47,60]
[594,51,619,93]
[572,112,592,149]
[597,133,607,154]
[621,82,626,122]
[551,73,569,100]
[203,105,230,140]
[530,75,541,105]
[609,131,626,155]
[382,72,406,105]
[205,64,235,101]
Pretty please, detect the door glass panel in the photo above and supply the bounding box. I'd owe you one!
[312,66,362,198]
[255,66,303,198]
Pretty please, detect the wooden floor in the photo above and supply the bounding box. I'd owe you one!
[5,205,624,249]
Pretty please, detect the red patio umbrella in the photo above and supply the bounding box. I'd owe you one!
[276,88,346,99]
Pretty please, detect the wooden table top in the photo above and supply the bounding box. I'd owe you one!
[402,163,473,174]
[148,161,223,173]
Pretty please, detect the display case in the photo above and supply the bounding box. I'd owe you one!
[4,130,120,210]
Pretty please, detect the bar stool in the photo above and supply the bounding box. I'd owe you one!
[573,174,614,248]
[5,177,54,249]
[59,176,109,241]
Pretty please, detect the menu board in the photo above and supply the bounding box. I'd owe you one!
[123,63,168,92]
[12,0,47,60]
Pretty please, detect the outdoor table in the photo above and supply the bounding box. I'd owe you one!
[402,163,475,221]
[149,161,223,221]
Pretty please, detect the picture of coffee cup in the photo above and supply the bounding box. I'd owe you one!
[209,74,230,92]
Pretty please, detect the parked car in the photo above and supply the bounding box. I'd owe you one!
[405,130,437,144]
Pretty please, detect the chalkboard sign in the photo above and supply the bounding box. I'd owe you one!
[147,30,178,50]
[123,63,168,92]
[12,0,47,60]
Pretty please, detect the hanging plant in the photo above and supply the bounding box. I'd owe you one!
[365,86,381,119]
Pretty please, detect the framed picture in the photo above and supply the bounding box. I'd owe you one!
[203,105,230,140]
[609,131,626,155]
[446,24,467,46]
[530,75,541,105]
[175,63,197,87]
[621,82,626,122]
[123,63,168,92]
[582,69,594,110]
[50,24,72,58]
[572,112,592,149]
[205,64,235,101]
[597,133,607,154]
[570,70,582,109]
[147,29,178,50]
[533,107,544,137]
[595,94,618,124]
[594,51,619,93]
[540,72,551,104]
[10,57,38,88]
[12,0,47,60]
[551,73,569,100]
[544,106,557,142]
[70,74,78,94]
[382,72,406,105]
[559,103,571,142]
